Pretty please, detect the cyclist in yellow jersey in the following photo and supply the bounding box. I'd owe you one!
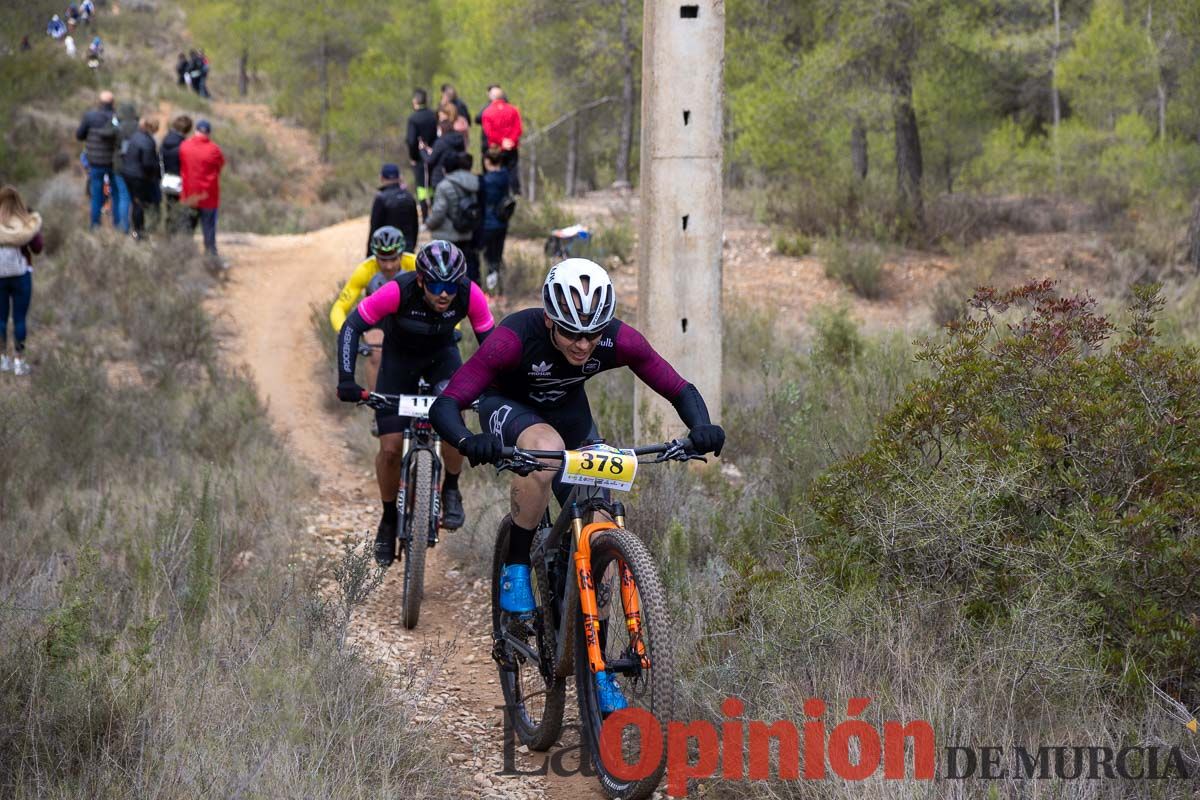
[330,226,416,393]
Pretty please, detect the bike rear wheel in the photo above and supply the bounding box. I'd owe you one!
[492,516,566,751]
[401,449,433,630]
[575,528,675,800]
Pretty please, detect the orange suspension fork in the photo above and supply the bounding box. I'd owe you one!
[573,517,617,674]
[619,561,651,669]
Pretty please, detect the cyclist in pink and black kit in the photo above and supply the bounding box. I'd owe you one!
[338,240,495,566]
[429,258,724,609]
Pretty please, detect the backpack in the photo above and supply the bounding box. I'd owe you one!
[447,184,482,233]
[496,193,517,224]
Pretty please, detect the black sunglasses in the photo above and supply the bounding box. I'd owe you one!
[554,323,603,343]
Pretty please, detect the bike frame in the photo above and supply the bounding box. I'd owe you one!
[525,489,647,680]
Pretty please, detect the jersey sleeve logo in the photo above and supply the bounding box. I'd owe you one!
[582,358,601,374]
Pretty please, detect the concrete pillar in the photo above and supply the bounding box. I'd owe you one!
[635,0,724,442]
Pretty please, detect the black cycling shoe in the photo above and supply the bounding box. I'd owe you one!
[440,488,465,530]
[374,519,397,567]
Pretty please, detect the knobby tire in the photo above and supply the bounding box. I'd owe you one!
[402,449,433,630]
[575,528,675,800]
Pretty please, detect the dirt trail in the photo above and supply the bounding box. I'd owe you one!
[215,218,606,800]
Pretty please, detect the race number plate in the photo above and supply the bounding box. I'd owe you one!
[396,394,434,418]
[560,444,638,492]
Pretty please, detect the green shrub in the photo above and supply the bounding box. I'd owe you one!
[811,304,863,367]
[506,198,574,240]
[812,282,1200,699]
[591,215,636,263]
[823,239,886,299]
[773,231,812,258]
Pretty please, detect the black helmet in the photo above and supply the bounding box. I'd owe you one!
[415,240,467,284]
[371,226,405,258]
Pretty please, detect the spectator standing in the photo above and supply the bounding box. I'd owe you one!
[64,34,76,58]
[480,89,523,195]
[160,114,191,233]
[176,52,189,86]
[405,89,438,222]
[426,152,481,284]
[80,0,94,24]
[121,117,161,239]
[441,84,470,130]
[196,50,211,98]
[179,118,226,265]
[420,106,466,191]
[111,103,139,234]
[475,83,500,156]
[75,90,119,229]
[366,163,418,258]
[188,51,205,96]
[479,150,512,292]
[0,186,43,377]
[47,15,67,39]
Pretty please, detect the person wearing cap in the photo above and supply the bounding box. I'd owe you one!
[179,118,226,265]
[366,163,418,259]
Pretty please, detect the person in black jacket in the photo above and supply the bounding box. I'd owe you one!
[75,89,119,229]
[160,114,191,234]
[175,52,189,86]
[420,113,466,193]
[405,88,438,222]
[366,163,418,258]
[479,150,512,292]
[120,117,161,239]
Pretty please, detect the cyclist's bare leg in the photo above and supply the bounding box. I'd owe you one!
[363,329,384,392]
[512,423,562,529]
[377,432,404,502]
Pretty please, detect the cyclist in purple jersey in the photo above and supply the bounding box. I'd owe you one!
[338,240,496,566]
[429,258,724,601]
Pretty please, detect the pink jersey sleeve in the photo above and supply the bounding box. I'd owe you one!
[614,323,688,400]
[356,280,401,326]
[467,282,496,333]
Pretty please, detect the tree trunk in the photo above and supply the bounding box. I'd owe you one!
[319,33,330,164]
[890,64,924,233]
[528,139,538,204]
[614,0,635,187]
[1187,196,1200,270]
[1052,0,1061,190]
[850,116,868,181]
[565,116,579,197]
[237,47,249,97]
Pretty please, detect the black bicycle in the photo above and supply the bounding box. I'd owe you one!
[360,381,444,629]
[490,439,705,800]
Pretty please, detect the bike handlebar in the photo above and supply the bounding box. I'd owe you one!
[494,438,703,475]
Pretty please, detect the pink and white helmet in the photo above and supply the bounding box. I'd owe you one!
[542,258,616,334]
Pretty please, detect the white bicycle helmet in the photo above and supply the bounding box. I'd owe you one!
[542,258,616,334]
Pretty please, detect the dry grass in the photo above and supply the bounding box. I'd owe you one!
[0,233,457,797]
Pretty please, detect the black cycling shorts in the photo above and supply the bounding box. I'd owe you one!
[376,344,462,435]
[478,390,602,506]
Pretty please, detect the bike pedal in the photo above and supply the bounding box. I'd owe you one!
[427,536,438,548]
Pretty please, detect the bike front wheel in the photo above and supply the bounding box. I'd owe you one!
[401,449,433,629]
[575,528,675,800]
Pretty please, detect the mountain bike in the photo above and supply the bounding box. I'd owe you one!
[360,381,444,629]
[490,438,705,799]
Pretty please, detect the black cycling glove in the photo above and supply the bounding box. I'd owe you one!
[337,380,366,403]
[458,433,503,467]
[688,424,725,457]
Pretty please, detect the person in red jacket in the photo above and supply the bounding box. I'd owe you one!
[480,87,523,195]
[179,118,227,266]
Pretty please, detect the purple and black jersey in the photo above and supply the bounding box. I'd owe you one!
[430,307,711,447]
[442,308,686,409]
